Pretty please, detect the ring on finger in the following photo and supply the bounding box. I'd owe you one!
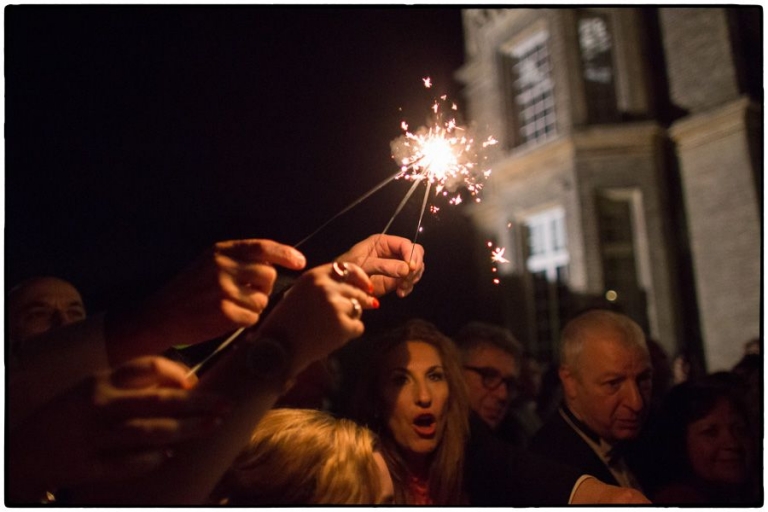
[332,261,350,282]
[349,297,363,320]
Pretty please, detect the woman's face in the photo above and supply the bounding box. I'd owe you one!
[379,340,450,460]
[686,397,749,485]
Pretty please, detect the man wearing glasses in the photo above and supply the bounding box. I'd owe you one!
[454,321,524,433]
[457,321,653,505]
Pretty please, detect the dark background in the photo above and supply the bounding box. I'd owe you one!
[6,5,506,338]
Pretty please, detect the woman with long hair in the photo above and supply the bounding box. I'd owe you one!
[349,318,653,506]
[350,318,469,504]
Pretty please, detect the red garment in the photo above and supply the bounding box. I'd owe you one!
[408,475,433,505]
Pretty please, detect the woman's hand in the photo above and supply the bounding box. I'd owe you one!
[256,261,377,377]
[8,356,231,501]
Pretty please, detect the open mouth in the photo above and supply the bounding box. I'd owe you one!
[413,414,437,437]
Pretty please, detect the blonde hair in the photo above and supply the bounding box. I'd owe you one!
[213,408,383,505]
[351,319,470,505]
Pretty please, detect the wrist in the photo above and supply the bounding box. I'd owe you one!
[244,337,294,382]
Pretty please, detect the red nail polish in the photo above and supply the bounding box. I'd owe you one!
[368,283,375,294]
[372,298,380,309]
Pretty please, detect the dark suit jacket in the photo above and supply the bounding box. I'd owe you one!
[529,406,620,487]
[464,412,583,505]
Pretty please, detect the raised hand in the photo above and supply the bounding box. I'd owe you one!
[336,234,425,298]
[256,261,377,378]
[8,356,231,502]
[106,239,307,364]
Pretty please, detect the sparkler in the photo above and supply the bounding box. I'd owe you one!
[381,78,497,261]
[298,77,498,267]
[188,78,498,377]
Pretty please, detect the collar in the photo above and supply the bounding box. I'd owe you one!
[560,404,602,444]
[559,405,624,463]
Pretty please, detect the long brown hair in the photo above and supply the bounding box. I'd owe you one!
[350,319,469,505]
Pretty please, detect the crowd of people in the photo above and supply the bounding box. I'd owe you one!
[6,234,762,506]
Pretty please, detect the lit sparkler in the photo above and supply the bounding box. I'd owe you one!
[296,77,497,262]
[386,78,497,254]
[188,78,498,378]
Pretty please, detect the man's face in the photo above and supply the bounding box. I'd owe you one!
[462,344,519,430]
[561,332,652,443]
[9,278,86,344]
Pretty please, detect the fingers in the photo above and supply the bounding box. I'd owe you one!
[109,356,195,391]
[214,239,306,271]
[350,235,425,298]
[213,249,278,327]
[331,261,374,295]
[397,259,425,298]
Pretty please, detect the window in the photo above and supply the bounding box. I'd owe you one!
[524,207,569,360]
[596,189,649,332]
[577,10,619,123]
[525,206,569,281]
[502,31,557,148]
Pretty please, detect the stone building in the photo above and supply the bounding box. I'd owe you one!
[456,7,761,370]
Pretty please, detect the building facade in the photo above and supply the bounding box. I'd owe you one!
[456,7,761,370]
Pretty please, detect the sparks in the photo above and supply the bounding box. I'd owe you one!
[296,78,498,266]
[390,77,497,202]
[490,246,510,264]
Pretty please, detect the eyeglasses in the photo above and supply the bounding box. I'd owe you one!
[464,365,519,396]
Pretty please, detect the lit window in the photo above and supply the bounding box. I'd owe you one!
[503,31,557,148]
[525,206,569,282]
[577,11,618,123]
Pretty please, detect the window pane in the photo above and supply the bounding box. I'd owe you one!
[504,32,557,148]
[577,12,618,123]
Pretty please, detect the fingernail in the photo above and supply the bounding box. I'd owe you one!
[372,298,380,309]
[368,283,375,294]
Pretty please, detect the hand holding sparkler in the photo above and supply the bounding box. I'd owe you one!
[7,356,231,502]
[72,262,377,505]
[336,234,425,298]
[105,239,307,366]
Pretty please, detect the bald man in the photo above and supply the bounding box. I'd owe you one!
[8,276,86,355]
[529,309,653,492]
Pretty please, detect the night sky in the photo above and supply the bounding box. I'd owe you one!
[6,5,507,337]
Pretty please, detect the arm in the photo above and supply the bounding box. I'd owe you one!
[8,239,306,430]
[70,262,376,505]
